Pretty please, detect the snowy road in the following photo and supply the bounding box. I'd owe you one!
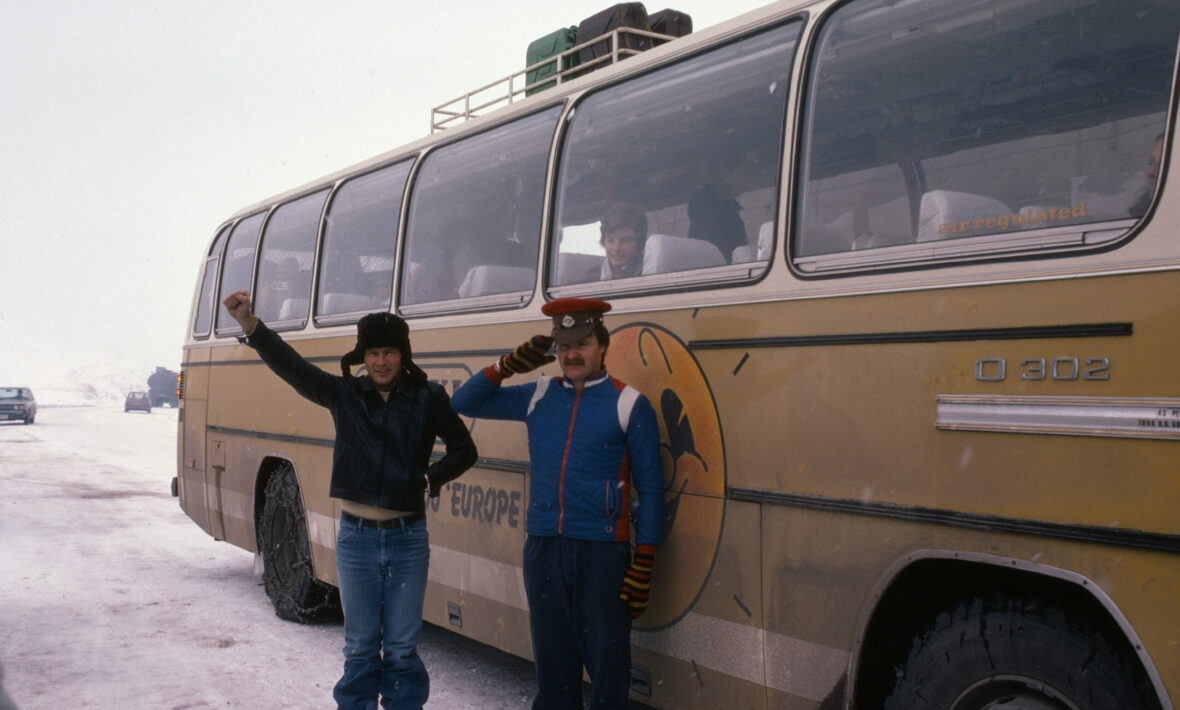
[0,404,543,709]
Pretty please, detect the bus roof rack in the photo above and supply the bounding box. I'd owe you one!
[430,26,677,134]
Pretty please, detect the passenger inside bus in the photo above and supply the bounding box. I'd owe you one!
[584,201,647,281]
[1129,132,1164,216]
[404,225,479,303]
[319,251,376,314]
[255,257,309,322]
[1060,132,1162,222]
[688,152,755,262]
[454,224,537,298]
[405,217,540,302]
[365,269,393,310]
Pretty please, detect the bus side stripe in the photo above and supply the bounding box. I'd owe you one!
[690,322,1133,350]
[731,487,1180,554]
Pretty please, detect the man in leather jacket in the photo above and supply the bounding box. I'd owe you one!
[223,290,476,710]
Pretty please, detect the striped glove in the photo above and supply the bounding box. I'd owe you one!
[497,335,555,377]
[618,546,655,619]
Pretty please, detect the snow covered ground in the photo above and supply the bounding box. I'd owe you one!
[0,404,546,709]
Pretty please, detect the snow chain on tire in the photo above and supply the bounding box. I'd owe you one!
[259,465,339,623]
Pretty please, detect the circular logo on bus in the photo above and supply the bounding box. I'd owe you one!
[608,323,725,630]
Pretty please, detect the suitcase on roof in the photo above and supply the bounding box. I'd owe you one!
[648,9,692,45]
[574,3,651,77]
[526,26,579,96]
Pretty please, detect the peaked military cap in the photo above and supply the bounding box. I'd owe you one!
[541,297,612,345]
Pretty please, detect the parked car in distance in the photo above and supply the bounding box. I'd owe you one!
[124,391,152,413]
[0,387,37,424]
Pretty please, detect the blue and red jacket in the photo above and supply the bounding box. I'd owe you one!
[452,365,664,547]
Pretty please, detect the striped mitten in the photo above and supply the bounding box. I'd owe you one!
[618,545,655,619]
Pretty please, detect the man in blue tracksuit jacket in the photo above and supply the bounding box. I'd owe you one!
[451,297,664,710]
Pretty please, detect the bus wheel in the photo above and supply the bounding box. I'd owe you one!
[259,465,340,623]
[883,595,1159,710]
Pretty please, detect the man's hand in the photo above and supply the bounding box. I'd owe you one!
[497,335,555,377]
[223,290,259,335]
[618,546,655,619]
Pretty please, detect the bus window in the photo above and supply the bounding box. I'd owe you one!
[399,106,561,314]
[209,222,231,257]
[550,22,799,292]
[254,189,328,328]
[795,0,1179,272]
[214,212,266,336]
[192,225,231,338]
[192,258,218,339]
[317,160,413,323]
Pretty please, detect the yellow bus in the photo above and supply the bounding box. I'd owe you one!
[175,0,1180,706]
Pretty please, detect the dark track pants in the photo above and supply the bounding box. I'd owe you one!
[522,535,633,710]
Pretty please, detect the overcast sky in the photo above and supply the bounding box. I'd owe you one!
[0,0,773,390]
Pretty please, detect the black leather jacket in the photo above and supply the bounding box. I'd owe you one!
[244,322,477,512]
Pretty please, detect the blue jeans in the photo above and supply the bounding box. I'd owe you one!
[333,516,430,710]
[522,535,633,710]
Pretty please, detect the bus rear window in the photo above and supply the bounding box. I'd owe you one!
[795,0,1179,273]
[192,224,230,338]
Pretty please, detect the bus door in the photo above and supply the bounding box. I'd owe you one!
[178,345,211,536]
[206,437,227,541]
[178,227,231,537]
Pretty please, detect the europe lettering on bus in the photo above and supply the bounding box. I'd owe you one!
[430,481,522,528]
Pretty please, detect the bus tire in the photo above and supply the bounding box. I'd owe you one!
[883,594,1159,710]
[259,464,340,623]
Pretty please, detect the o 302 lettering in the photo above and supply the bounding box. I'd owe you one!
[975,357,1110,382]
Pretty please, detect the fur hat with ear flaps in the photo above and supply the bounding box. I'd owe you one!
[340,312,427,383]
